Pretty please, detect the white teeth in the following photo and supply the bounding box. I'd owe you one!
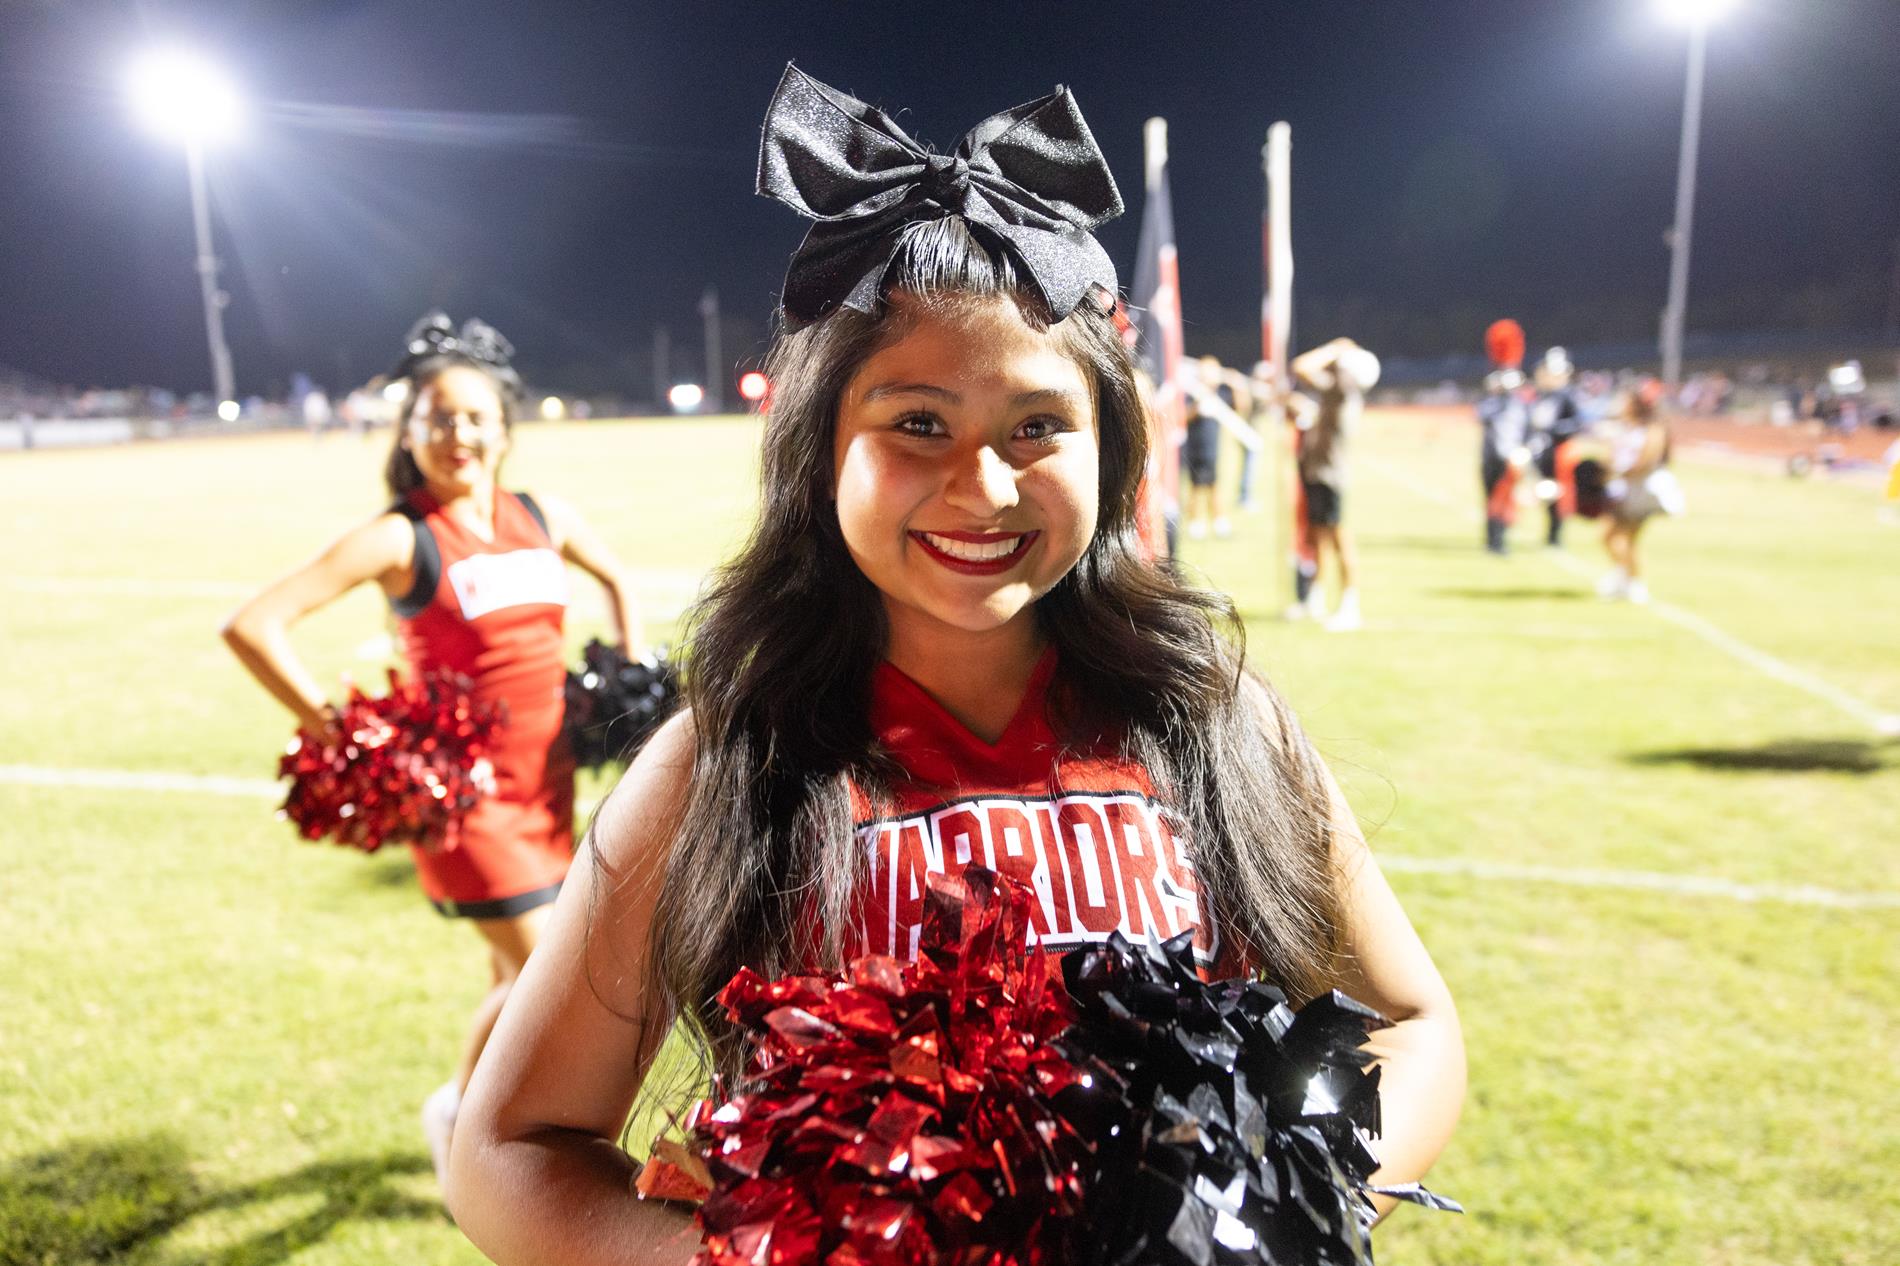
[922,532,1025,562]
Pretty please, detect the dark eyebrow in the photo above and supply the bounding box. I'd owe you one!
[858,383,1085,408]
[860,382,961,404]
[1010,387,1086,409]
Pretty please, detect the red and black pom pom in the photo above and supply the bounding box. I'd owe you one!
[276,667,501,853]
[668,869,1458,1266]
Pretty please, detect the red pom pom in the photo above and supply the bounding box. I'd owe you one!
[688,870,1093,1266]
[1484,318,1526,369]
[276,668,502,853]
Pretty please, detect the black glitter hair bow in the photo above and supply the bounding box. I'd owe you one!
[393,310,522,393]
[757,65,1124,324]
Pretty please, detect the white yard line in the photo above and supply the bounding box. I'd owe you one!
[4,570,705,624]
[1358,454,1900,736]
[1377,854,1900,911]
[0,763,281,798]
[6,764,1892,910]
[2,575,253,598]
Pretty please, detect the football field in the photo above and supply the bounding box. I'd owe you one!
[2,410,1895,1265]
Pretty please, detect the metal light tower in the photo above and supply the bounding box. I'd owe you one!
[1657,0,1735,391]
[699,287,724,413]
[127,48,242,405]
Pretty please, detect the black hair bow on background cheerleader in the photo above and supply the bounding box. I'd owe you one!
[393,309,523,394]
[757,64,1124,324]
[653,869,1458,1266]
[277,667,501,853]
[562,639,678,771]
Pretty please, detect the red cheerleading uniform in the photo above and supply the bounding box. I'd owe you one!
[849,649,1238,977]
[392,487,575,916]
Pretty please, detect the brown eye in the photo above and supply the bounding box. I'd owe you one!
[893,412,944,438]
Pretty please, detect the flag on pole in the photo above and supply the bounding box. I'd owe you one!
[1131,117,1186,562]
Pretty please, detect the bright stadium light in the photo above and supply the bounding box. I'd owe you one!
[217,399,241,422]
[668,383,705,413]
[737,371,769,403]
[126,46,242,407]
[1658,0,1737,27]
[539,395,566,421]
[127,47,243,146]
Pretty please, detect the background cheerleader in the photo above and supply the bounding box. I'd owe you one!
[219,311,643,1190]
[1595,382,1682,603]
[1288,336,1380,631]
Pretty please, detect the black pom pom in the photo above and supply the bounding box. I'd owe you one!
[1059,932,1460,1265]
[561,639,678,770]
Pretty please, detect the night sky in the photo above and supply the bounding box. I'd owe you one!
[3,0,1897,396]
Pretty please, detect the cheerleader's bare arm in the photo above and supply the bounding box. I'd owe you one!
[220,513,415,733]
[1323,760,1467,1221]
[448,710,699,1266]
[1244,674,1466,1221]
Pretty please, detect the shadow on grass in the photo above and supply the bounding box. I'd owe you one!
[1431,585,1587,601]
[1627,738,1895,775]
[0,1133,442,1265]
[353,850,419,890]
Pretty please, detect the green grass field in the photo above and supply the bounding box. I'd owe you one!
[2,411,1895,1265]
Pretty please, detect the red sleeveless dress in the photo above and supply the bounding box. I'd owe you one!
[392,488,575,916]
[849,649,1237,976]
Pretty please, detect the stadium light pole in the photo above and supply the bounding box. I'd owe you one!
[1656,0,1735,391]
[127,48,242,406]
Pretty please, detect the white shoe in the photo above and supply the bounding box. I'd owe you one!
[1325,590,1362,632]
[1596,568,1628,600]
[423,1081,460,1194]
[1624,579,1650,605]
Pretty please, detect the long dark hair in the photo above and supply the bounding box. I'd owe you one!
[382,355,522,500]
[640,218,1342,1081]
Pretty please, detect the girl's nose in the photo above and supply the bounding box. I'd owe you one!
[943,442,1019,515]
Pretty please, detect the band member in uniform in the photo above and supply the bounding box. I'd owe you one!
[1530,346,1585,548]
[1477,319,1531,555]
[447,69,1464,1265]
[221,312,644,1190]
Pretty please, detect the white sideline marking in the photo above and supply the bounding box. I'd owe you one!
[1,567,707,596]
[0,763,280,798]
[1359,454,1900,736]
[1378,854,1900,911]
[1541,549,1900,735]
[4,765,1895,911]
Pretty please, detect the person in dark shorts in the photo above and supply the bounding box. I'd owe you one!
[1290,338,1378,630]
[1180,356,1234,538]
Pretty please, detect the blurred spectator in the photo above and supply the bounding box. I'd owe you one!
[1288,337,1379,631]
[1180,356,1233,539]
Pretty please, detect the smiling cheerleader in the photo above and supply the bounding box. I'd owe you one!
[447,68,1464,1265]
[221,312,644,1192]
